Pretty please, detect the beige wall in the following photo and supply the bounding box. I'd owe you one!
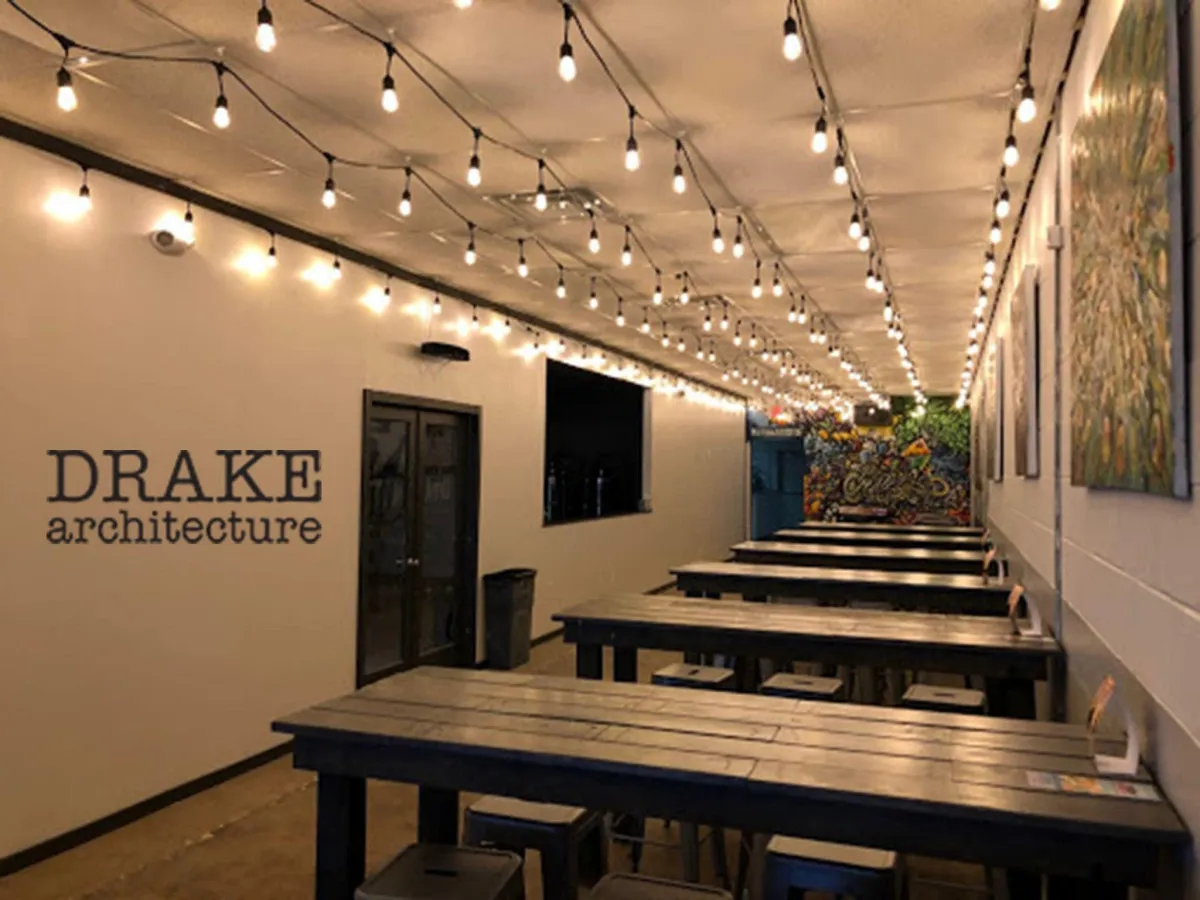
[980,0,1200,891]
[0,137,747,859]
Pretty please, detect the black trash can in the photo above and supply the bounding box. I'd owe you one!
[483,568,536,670]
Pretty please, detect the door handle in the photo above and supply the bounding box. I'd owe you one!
[408,557,420,567]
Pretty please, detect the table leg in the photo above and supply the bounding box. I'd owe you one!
[315,772,366,900]
[613,646,638,683]
[1049,655,1067,723]
[577,642,603,680]
[679,821,701,882]
[417,786,459,844]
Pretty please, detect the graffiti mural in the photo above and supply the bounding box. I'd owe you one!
[802,399,972,524]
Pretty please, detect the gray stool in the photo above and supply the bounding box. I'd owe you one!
[901,683,987,714]
[652,663,736,691]
[592,872,732,898]
[464,796,604,900]
[355,844,524,900]
[762,836,898,899]
[761,673,845,701]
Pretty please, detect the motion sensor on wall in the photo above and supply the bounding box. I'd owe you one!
[148,228,193,256]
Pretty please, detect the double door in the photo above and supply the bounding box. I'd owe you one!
[358,394,479,684]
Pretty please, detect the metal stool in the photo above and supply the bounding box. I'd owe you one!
[355,844,524,900]
[591,872,732,899]
[651,663,736,691]
[901,683,987,714]
[762,836,898,899]
[760,672,845,701]
[464,797,605,900]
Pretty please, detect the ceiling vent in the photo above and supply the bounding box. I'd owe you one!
[493,186,605,221]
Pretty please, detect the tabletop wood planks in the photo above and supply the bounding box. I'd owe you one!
[795,521,986,536]
[732,540,994,575]
[773,528,985,551]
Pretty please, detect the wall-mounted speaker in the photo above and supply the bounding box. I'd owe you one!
[420,341,470,362]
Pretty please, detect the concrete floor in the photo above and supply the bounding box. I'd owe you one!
[0,638,984,899]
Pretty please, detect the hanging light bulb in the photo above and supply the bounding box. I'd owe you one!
[833,152,848,186]
[641,311,651,334]
[857,226,871,253]
[708,344,716,363]
[616,298,626,327]
[556,266,567,299]
[661,328,671,348]
[381,49,399,113]
[782,4,803,61]
[1039,0,1062,9]
[883,295,894,323]
[471,307,480,331]
[672,140,687,194]
[503,317,512,336]
[557,6,579,82]
[265,232,278,269]
[818,324,827,345]
[76,168,92,214]
[54,62,79,113]
[749,324,759,349]
[1016,67,1037,123]
[321,156,337,209]
[332,257,343,281]
[432,294,442,316]
[721,306,730,331]
[624,106,641,171]
[464,223,477,265]
[752,261,763,298]
[621,226,633,266]
[396,168,413,217]
[865,262,877,292]
[534,160,548,211]
[995,186,1011,219]
[797,296,807,324]
[679,272,690,305]
[588,277,599,309]
[697,344,706,361]
[587,212,600,254]
[787,300,797,323]
[983,272,995,290]
[653,270,663,305]
[772,263,783,297]
[211,64,231,129]
[732,216,745,258]
[1003,133,1020,167]
[733,323,743,347]
[711,213,725,254]
[677,335,686,353]
[848,210,862,240]
[467,129,482,187]
[517,239,529,277]
[811,115,828,153]
[178,203,196,245]
[984,252,997,276]
[255,1,277,52]
[989,219,1002,244]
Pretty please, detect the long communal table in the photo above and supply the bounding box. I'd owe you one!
[773,527,985,551]
[798,520,985,537]
[555,593,1065,717]
[273,666,1188,899]
[732,539,993,575]
[671,560,1012,615]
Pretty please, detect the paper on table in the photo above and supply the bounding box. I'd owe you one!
[1088,676,1140,776]
[1025,770,1160,801]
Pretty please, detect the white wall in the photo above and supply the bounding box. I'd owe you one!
[0,137,747,859]
[980,0,1200,890]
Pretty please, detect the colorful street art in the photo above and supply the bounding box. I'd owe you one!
[802,399,972,524]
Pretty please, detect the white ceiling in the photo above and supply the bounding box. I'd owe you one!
[0,0,1084,397]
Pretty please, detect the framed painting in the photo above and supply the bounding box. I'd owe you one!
[988,339,1004,483]
[1012,265,1041,477]
[1069,0,1189,497]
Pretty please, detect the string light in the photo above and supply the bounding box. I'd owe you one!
[708,343,716,363]
[721,305,730,331]
[697,343,706,360]
[703,307,713,331]
[677,335,686,353]
[517,239,529,278]
[641,310,651,333]
[381,47,399,113]
[661,327,671,348]
[255,1,277,52]
[679,272,691,305]
[624,105,641,171]
[672,140,686,194]
[797,295,807,323]
[848,210,862,241]
[832,145,848,186]
[989,219,1002,244]
[621,227,633,266]
[587,211,600,254]
[732,216,745,258]
[558,5,577,82]
[984,252,997,276]
[995,185,1011,219]
[471,306,480,330]
[1016,53,1037,123]
[77,167,91,213]
[321,156,337,209]
[267,232,277,268]
[711,213,725,254]
[615,297,625,327]
[733,323,743,347]
[432,294,442,315]
[535,160,548,211]
[811,115,828,153]
[398,168,413,216]
[211,64,231,129]
[588,277,599,309]
[1003,133,1019,167]
[333,257,343,281]
[464,223,477,265]
[782,1,803,61]
[751,261,763,298]
[652,271,663,305]
[555,266,567,299]
[749,324,759,349]
[504,317,512,336]
[772,263,783,297]
[857,225,870,253]
[883,295,894,323]
[179,203,196,245]
[467,129,482,187]
[787,299,797,323]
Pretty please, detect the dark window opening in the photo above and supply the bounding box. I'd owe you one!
[544,360,645,524]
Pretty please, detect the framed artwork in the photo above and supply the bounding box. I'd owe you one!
[987,340,1004,483]
[1070,0,1189,497]
[1012,266,1041,477]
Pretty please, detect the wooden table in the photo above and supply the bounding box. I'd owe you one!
[555,594,1065,716]
[732,540,994,576]
[273,667,1187,899]
[798,521,985,537]
[774,528,985,551]
[671,560,1012,615]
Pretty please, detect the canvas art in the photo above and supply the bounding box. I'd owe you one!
[1012,266,1041,477]
[972,390,987,520]
[989,341,1004,482]
[1070,0,1188,497]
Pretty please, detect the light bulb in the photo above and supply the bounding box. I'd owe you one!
[857,230,870,252]
[833,154,848,185]
[467,154,481,187]
[1003,134,1019,167]
[772,277,783,298]
[432,295,442,315]
[535,184,547,211]
[787,304,797,323]
[734,329,743,347]
[989,219,1002,244]
[883,299,894,322]
[984,254,997,276]
[662,332,671,348]
[704,313,712,332]
[752,277,763,299]
[471,309,480,330]
[1017,82,1037,123]
[399,189,412,217]
[616,304,625,327]
[1040,0,1062,8]
[56,68,77,112]
[556,273,566,299]
[712,228,725,254]
[518,260,528,278]
[848,212,862,240]
[332,258,343,280]
[213,94,230,129]
[982,273,994,289]
[732,229,745,258]
[465,228,477,265]
[866,267,876,291]
[625,136,640,172]
[995,189,1011,219]
[708,348,716,362]
[76,180,92,214]
[697,346,706,360]
[588,220,600,254]
[653,282,663,305]
[720,312,730,331]
[266,243,277,268]
[812,116,828,153]
[621,243,632,267]
[589,286,598,309]
[679,282,690,305]
[782,15,802,61]
[255,3,277,52]
[558,43,577,82]
[322,177,336,209]
[672,164,686,194]
[641,316,651,334]
[677,337,685,353]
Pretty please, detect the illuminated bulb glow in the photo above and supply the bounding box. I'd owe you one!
[399,190,412,217]
[1003,135,1019,167]
[711,227,725,254]
[381,74,399,113]
[255,3,277,52]
[213,94,230,129]
[653,283,663,305]
[467,154,481,187]
[588,225,600,254]
[833,154,848,185]
[857,229,870,252]
[782,15,802,61]
[812,116,828,153]
[989,220,1002,244]
[848,212,862,240]
[558,43,576,82]
[1017,82,1037,123]
[56,68,77,112]
[361,285,391,315]
[625,136,640,172]
[995,189,1011,219]
[322,177,337,209]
